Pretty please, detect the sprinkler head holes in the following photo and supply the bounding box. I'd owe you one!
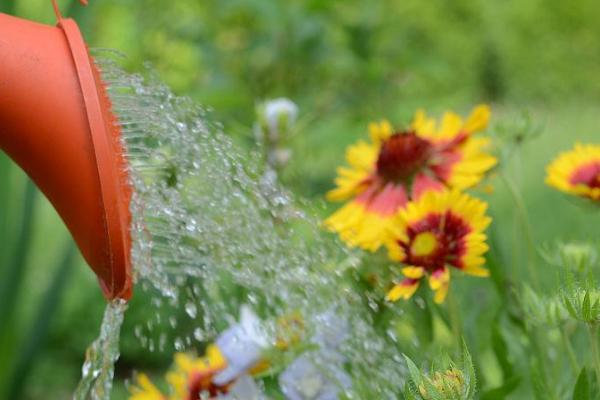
[0,1,133,300]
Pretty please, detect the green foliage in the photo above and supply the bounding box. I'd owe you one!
[561,274,600,325]
[520,285,569,327]
[540,241,599,274]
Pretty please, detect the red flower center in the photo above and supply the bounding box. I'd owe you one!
[187,371,229,400]
[570,161,600,189]
[401,212,471,271]
[376,132,432,182]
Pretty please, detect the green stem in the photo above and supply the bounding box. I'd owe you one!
[561,324,579,375]
[500,172,541,290]
[587,323,600,387]
[447,289,462,349]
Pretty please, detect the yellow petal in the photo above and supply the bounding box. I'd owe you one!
[463,264,490,277]
[428,267,450,291]
[402,266,425,279]
[206,344,227,368]
[129,373,164,400]
[433,282,449,304]
[386,279,420,302]
[463,104,491,133]
[438,112,463,138]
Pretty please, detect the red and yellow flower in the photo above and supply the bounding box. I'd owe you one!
[325,105,496,251]
[129,345,228,400]
[546,143,600,201]
[385,190,491,304]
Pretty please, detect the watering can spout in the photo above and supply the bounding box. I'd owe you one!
[0,11,133,300]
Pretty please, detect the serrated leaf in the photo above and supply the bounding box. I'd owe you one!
[573,367,590,400]
[462,340,477,398]
[563,295,579,319]
[404,354,424,386]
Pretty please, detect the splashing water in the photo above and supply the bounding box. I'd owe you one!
[73,300,127,400]
[74,51,407,399]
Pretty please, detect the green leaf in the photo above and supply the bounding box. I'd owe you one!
[404,354,423,386]
[563,295,579,320]
[462,340,477,399]
[572,367,590,400]
[583,292,591,321]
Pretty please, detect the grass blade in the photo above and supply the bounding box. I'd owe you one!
[5,242,77,399]
[0,179,37,330]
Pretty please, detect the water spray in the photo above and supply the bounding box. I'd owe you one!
[0,0,132,300]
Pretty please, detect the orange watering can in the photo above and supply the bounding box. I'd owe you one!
[0,0,133,300]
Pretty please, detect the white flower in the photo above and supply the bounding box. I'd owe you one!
[279,352,352,400]
[279,310,351,399]
[213,306,269,385]
[220,375,263,400]
[262,98,299,139]
[312,311,348,350]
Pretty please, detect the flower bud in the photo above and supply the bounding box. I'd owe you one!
[264,98,298,139]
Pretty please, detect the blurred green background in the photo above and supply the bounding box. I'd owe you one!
[0,0,599,398]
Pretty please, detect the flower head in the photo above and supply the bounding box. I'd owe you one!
[129,345,228,400]
[385,190,491,304]
[418,368,465,400]
[212,305,269,385]
[129,306,267,400]
[263,98,298,138]
[167,348,229,399]
[325,105,496,251]
[279,353,352,400]
[546,143,600,201]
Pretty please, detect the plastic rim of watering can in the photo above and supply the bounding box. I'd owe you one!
[56,7,133,300]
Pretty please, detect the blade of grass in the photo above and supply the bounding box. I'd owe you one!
[5,242,77,399]
[0,179,38,329]
[0,178,37,393]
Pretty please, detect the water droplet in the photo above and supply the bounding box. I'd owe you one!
[193,328,205,342]
[185,302,197,319]
[174,337,185,351]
